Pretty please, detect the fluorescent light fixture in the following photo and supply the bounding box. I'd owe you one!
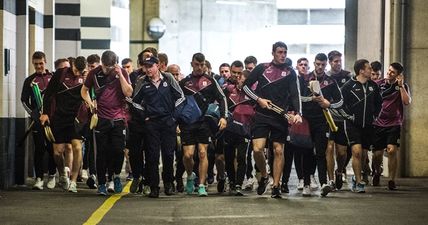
[215,0,248,6]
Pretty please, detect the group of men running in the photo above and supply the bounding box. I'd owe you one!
[21,41,411,198]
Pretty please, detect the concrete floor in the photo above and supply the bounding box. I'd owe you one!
[1,176,428,225]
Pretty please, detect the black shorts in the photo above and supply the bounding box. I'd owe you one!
[329,121,349,146]
[180,120,212,145]
[251,113,288,144]
[373,125,401,150]
[346,122,373,150]
[51,121,82,144]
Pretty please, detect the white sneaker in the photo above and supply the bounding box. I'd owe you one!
[302,185,312,197]
[310,175,319,190]
[244,177,255,191]
[59,175,70,190]
[297,179,304,191]
[33,178,44,190]
[81,169,89,181]
[47,175,56,189]
[107,181,115,193]
[68,181,77,193]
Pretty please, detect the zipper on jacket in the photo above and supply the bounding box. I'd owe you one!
[362,82,367,128]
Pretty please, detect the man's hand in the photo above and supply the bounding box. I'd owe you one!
[291,114,302,124]
[218,118,227,131]
[313,96,330,109]
[257,98,272,109]
[39,114,49,126]
[397,74,404,87]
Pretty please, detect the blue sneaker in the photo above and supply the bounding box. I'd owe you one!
[186,172,196,194]
[198,184,208,197]
[351,176,357,192]
[98,184,107,196]
[356,182,366,193]
[113,175,123,193]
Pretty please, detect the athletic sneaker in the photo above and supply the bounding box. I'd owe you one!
[217,178,226,193]
[126,173,133,181]
[47,175,56,189]
[362,172,369,185]
[113,175,123,193]
[59,175,70,190]
[297,179,304,191]
[130,177,141,194]
[302,185,311,197]
[356,182,366,193]
[310,175,319,190]
[244,177,255,191]
[198,184,208,197]
[320,183,332,197]
[68,181,77,193]
[351,176,357,192]
[372,173,380,186]
[388,180,397,190]
[235,185,244,196]
[271,186,282,199]
[33,178,44,190]
[98,184,107,196]
[257,176,269,195]
[81,169,89,181]
[107,181,115,193]
[143,185,151,196]
[335,171,343,190]
[186,172,196,194]
[86,174,97,189]
[280,182,289,193]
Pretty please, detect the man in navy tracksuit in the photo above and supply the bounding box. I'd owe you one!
[243,42,302,198]
[132,56,185,198]
[341,59,382,193]
[179,53,228,196]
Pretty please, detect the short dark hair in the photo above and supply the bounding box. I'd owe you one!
[354,59,370,75]
[205,60,212,70]
[241,70,251,79]
[87,54,100,64]
[297,57,308,64]
[137,47,158,65]
[101,50,118,67]
[315,53,328,62]
[390,62,404,74]
[73,56,87,73]
[272,41,288,52]
[370,61,382,72]
[328,50,342,61]
[32,51,46,61]
[219,63,230,70]
[54,58,69,70]
[244,56,257,65]
[192,53,205,63]
[158,53,168,65]
[231,60,244,68]
[121,58,132,65]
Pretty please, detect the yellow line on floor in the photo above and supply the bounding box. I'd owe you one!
[83,182,131,225]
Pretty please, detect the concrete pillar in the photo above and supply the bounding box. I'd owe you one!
[402,0,428,176]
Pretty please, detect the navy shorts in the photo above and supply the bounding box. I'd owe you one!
[329,120,349,146]
[180,120,212,145]
[251,113,289,144]
[373,125,401,150]
[51,122,82,143]
[346,122,373,150]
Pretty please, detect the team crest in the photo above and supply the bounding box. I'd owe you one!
[395,86,400,90]
[163,82,168,87]
[324,80,329,86]
[78,78,83,83]
[202,81,207,86]
[369,86,373,91]
[341,78,346,83]
[281,71,287,77]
